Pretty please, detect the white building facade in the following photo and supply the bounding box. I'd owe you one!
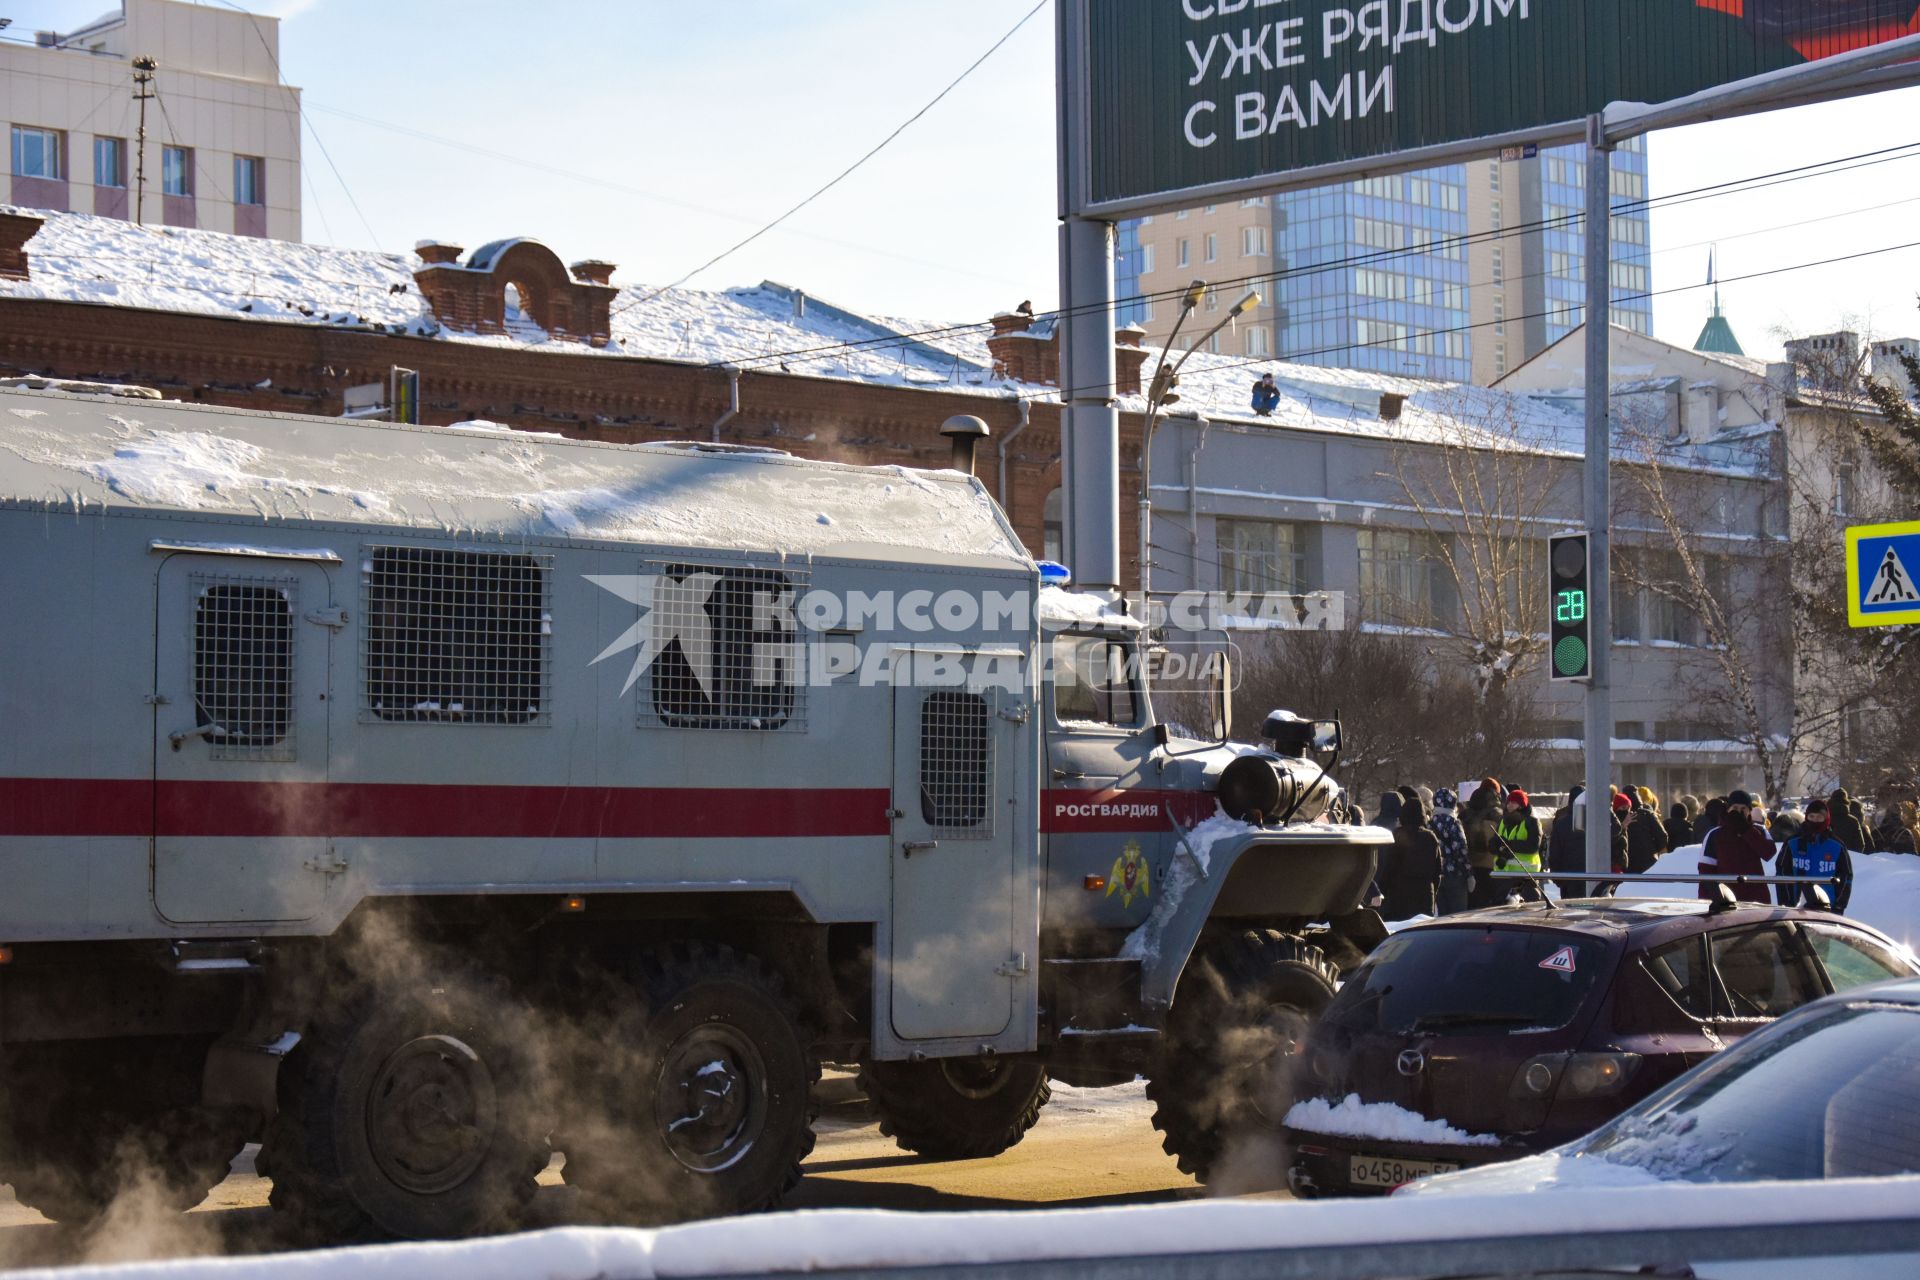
[2,0,300,240]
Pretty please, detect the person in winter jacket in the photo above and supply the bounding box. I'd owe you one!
[1431,787,1472,914]
[1493,787,1544,901]
[1626,794,1668,873]
[1665,801,1695,848]
[1698,789,1774,903]
[1380,793,1441,921]
[1251,374,1281,416]
[1874,800,1918,854]
[1464,776,1506,908]
[1777,798,1854,912]
[1548,785,1586,897]
[1830,789,1870,853]
[1374,790,1404,831]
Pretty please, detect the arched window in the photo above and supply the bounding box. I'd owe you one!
[503,280,546,335]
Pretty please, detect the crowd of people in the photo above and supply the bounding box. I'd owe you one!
[1346,779,1920,922]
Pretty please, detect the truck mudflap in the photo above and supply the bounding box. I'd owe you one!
[1124,825,1388,1011]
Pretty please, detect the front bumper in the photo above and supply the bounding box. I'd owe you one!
[1284,1126,1537,1197]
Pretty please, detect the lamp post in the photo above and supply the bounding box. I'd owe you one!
[1137,286,1261,611]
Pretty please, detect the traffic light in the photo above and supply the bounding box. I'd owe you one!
[1548,532,1591,683]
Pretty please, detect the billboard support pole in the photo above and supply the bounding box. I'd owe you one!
[1583,112,1614,881]
[1059,215,1120,593]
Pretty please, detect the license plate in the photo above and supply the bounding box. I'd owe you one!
[1347,1154,1458,1188]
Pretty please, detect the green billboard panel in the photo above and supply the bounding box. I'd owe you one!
[1079,0,1920,210]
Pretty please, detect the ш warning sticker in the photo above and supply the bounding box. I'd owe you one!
[1538,946,1577,974]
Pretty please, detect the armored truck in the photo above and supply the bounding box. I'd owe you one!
[0,384,1386,1236]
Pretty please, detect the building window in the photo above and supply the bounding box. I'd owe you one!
[1241,196,1266,207]
[162,145,193,197]
[1218,520,1306,594]
[1493,296,1505,336]
[1835,463,1857,518]
[920,691,992,831]
[1177,238,1190,268]
[1246,325,1271,357]
[193,576,296,762]
[1242,226,1268,257]
[1176,209,1188,220]
[234,154,265,206]
[1042,488,1063,563]
[648,564,802,732]
[362,545,551,725]
[93,136,125,187]
[11,126,63,179]
[1204,233,1218,263]
[1358,528,1449,625]
[1491,246,1504,283]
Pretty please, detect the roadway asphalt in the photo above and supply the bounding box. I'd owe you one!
[0,1082,1287,1270]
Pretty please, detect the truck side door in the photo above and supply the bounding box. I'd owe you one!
[152,552,335,924]
[888,653,1027,1041]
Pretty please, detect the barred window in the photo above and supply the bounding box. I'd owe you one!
[920,691,991,832]
[194,578,296,761]
[649,564,802,731]
[363,545,550,724]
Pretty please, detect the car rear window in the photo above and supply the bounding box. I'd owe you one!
[1326,926,1610,1036]
[1581,1004,1920,1181]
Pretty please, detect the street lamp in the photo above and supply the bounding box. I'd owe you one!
[1138,286,1261,610]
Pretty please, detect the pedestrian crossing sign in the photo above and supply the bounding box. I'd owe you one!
[1847,521,1920,627]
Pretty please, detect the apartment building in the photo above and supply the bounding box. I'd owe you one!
[1,0,300,239]
[1124,140,1654,386]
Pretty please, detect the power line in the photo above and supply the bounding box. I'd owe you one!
[207,0,381,249]
[697,140,1920,376]
[303,102,1026,291]
[1021,237,1920,406]
[613,0,1051,316]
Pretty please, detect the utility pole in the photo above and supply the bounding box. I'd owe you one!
[1582,113,1615,881]
[132,56,156,227]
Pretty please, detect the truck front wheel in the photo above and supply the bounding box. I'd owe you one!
[559,942,816,1223]
[860,1056,1050,1160]
[1146,929,1337,1184]
[259,975,550,1241]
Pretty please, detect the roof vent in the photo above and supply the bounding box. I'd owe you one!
[792,289,807,321]
[1379,392,1407,421]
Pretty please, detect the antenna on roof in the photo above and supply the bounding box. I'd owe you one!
[132,56,156,227]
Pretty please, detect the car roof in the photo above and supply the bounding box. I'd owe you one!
[1395,896,1868,943]
[1829,976,1920,1006]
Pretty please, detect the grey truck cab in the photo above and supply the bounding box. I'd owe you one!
[0,385,1386,1234]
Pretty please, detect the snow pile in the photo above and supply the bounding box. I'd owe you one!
[81,429,391,515]
[1118,810,1246,963]
[1618,843,1920,952]
[21,1177,1920,1279]
[1035,586,1143,631]
[1283,1094,1504,1148]
[1178,812,1254,876]
[1397,1150,1673,1196]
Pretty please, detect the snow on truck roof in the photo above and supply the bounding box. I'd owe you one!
[0,386,1032,567]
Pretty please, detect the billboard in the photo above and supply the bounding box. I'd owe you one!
[1069,0,1920,214]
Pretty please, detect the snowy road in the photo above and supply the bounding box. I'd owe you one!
[0,1082,1271,1270]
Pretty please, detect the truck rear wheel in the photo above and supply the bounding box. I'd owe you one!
[860,1057,1050,1160]
[259,975,549,1241]
[1146,930,1337,1184]
[0,1041,246,1225]
[559,942,816,1223]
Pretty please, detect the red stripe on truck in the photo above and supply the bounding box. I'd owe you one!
[0,779,891,840]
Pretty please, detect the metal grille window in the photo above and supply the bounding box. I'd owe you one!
[648,564,803,731]
[362,545,550,724]
[920,691,991,832]
[193,577,296,761]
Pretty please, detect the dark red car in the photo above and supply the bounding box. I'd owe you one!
[1285,897,1918,1196]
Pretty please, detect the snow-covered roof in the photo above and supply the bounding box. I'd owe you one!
[0,385,1030,566]
[0,207,1661,458]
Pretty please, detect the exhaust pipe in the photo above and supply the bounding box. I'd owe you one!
[941,414,990,476]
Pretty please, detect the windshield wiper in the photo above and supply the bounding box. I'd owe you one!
[1407,1012,1541,1032]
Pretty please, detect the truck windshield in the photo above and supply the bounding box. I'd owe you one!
[1326,927,1609,1036]
[1052,633,1139,728]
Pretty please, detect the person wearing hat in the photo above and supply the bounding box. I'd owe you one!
[1698,789,1774,904]
[1431,787,1472,915]
[1625,787,1669,873]
[1829,788,1871,853]
[1493,787,1543,901]
[1777,798,1852,912]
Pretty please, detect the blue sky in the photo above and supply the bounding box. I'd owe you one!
[8,0,1920,361]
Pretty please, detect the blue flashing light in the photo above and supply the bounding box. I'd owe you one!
[1037,560,1073,588]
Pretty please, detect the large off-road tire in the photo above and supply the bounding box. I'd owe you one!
[559,942,816,1224]
[1146,929,1338,1184]
[0,1040,246,1225]
[860,1057,1050,1160]
[257,974,549,1241]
